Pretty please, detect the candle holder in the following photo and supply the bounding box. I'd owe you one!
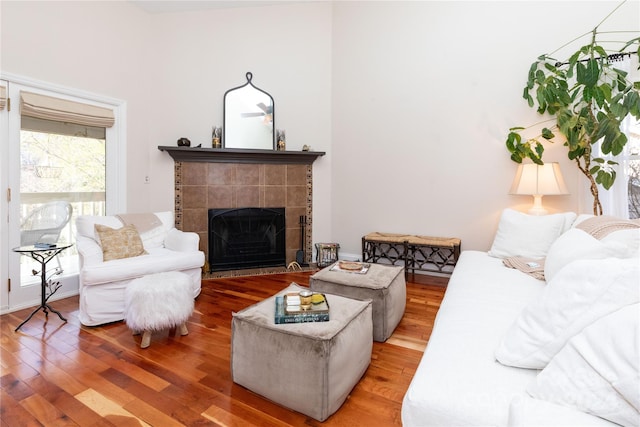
[212,126,222,148]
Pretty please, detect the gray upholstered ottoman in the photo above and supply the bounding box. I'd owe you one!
[231,283,373,422]
[310,263,406,342]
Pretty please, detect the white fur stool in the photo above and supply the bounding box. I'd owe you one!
[125,271,194,349]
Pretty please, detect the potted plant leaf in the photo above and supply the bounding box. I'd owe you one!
[505,4,640,215]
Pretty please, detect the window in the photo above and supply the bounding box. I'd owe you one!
[1,74,126,312]
[595,55,640,219]
[623,118,640,219]
[19,117,107,278]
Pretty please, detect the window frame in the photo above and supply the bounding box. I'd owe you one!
[591,55,639,219]
[0,72,127,313]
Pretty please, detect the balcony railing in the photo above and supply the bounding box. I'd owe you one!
[19,191,106,257]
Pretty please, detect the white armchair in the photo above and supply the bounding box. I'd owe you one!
[76,211,204,326]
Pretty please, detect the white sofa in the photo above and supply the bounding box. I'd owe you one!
[76,211,205,326]
[402,210,640,426]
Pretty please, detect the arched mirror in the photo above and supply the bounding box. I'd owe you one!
[223,72,275,150]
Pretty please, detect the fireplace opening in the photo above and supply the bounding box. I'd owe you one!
[208,207,286,272]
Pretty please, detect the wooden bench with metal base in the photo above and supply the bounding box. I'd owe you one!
[362,232,461,277]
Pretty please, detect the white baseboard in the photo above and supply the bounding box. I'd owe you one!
[0,290,79,315]
[336,251,361,262]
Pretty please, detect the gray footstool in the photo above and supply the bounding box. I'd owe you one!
[231,283,372,422]
[310,263,406,342]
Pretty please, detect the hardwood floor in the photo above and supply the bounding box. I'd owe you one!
[1,272,446,426]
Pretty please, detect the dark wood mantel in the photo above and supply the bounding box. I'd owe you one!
[158,146,325,164]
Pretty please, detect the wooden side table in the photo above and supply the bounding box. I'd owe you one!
[12,244,72,332]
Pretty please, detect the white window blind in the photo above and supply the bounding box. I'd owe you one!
[20,91,115,128]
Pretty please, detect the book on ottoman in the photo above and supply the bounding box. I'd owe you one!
[275,292,330,324]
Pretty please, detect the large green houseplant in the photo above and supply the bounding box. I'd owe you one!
[505,4,640,215]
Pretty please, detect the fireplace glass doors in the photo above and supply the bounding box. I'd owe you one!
[208,207,286,272]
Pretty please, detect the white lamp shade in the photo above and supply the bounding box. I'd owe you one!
[510,163,569,196]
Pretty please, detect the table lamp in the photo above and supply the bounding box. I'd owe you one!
[509,163,569,215]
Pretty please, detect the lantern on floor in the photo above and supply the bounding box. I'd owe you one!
[315,243,339,268]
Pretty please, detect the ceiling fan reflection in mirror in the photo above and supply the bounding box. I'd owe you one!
[240,102,273,125]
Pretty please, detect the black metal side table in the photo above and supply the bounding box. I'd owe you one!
[12,243,72,332]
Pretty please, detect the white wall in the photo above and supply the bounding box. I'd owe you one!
[1,1,155,210]
[146,2,333,243]
[2,0,638,260]
[331,0,639,256]
[1,0,333,243]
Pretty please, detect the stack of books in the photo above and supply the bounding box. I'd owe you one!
[274,291,330,324]
[34,243,57,249]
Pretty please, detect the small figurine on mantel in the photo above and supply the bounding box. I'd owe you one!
[276,129,286,151]
[212,126,222,148]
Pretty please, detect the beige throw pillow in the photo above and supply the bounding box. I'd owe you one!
[95,224,147,261]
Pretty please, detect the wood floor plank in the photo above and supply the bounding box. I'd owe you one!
[2,360,40,384]
[1,271,446,426]
[21,392,79,426]
[1,372,36,402]
[64,350,110,374]
[154,382,220,419]
[100,367,205,426]
[0,388,44,427]
[74,389,150,427]
[201,396,294,427]
[12,345,88,397]
[46,392,118,427]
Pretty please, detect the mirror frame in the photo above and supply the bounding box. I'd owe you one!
[223,72,275,150]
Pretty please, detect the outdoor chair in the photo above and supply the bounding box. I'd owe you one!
[21,201,73,271]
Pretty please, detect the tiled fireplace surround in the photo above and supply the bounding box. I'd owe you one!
[173,161,314,270]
